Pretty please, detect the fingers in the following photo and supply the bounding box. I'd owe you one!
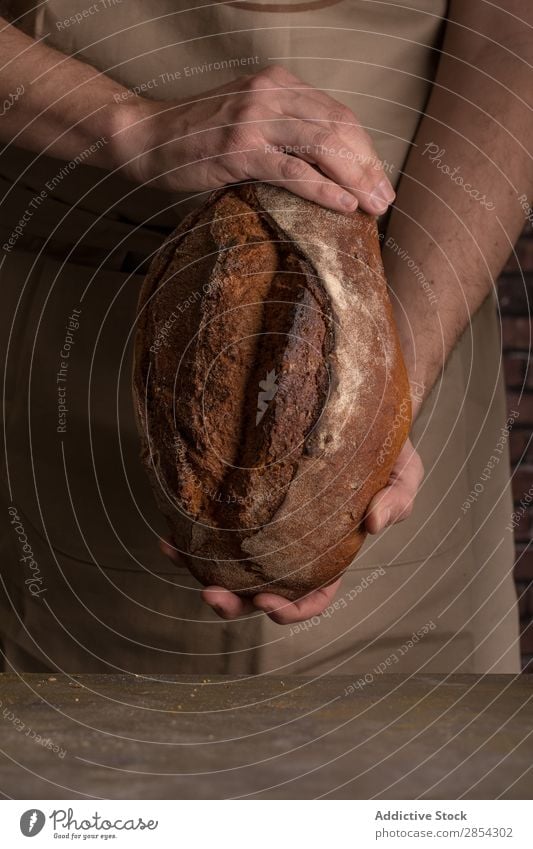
[160,538,256,617]
[365,439,425,534]
[259,117,393,214]
[274,111,394,214]
[251,65,395,213]
[141,64,394,213]
[201,586,256,618]
[230,66,394,214]
[245,149,360,213]
[202,581,341,624]
[253,578,342,625]
[161,537,343,624]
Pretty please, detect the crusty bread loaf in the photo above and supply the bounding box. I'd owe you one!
[133,183,411,600]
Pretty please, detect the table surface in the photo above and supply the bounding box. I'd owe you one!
[0,673,531,799]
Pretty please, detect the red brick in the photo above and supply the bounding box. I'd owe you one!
[514,546,533,581]
[503,231,533,273]
[497,228,532,669]
[502,317,532,351]
[507,392,533,425]
[512,507,533,543]
[503,353,528,387]
[522,656,533,673]
[511,466,533,501]
[516,583,530,618]
[498,276,532,315]
[527,586,533,619]
[510,429,533,464]
[519,619,533,654]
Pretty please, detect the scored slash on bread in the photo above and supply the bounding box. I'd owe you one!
[133,183,411,600]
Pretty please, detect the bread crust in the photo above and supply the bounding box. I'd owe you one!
[133,184,411,599]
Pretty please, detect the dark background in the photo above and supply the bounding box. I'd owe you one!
[500,224,533,671]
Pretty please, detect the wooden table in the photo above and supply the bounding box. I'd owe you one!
[0,673,531,799]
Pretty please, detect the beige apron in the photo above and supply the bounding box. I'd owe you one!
[0,0,520,674]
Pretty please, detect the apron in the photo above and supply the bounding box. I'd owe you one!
[0,0,520,674]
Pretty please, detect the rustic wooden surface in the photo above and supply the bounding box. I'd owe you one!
[0,673,531,799]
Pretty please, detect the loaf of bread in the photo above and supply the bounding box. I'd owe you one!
[133,183,411,600]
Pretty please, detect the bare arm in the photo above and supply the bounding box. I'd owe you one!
[0,13,396,623]
[0,15,126,168]
[0,16,395,214]
[384,0,533,419]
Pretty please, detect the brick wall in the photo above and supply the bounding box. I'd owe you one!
[499,226,533,672]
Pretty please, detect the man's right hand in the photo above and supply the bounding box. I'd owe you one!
[117,64,395,214]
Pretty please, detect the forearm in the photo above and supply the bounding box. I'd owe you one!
[384,0,533,418]
[0,16,132,168]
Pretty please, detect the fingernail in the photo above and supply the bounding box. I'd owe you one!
[339,192,357,210]
[369,179,395,213]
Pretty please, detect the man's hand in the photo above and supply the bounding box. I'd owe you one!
[160,437,423,624]
[160,539,341,624]
[119,64,395,214]
[0,23,394,216]
[365,438,424,534]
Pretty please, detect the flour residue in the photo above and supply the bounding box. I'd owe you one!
[256,185,395,451]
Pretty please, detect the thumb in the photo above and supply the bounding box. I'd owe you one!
[365,444,424,534]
